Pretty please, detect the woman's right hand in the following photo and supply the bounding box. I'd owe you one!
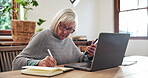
[37,56,57,67]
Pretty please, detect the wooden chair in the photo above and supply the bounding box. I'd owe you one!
[0,50,21,72]
[0,46,25,72]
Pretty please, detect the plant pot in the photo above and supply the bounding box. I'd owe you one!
[11,20,36,43]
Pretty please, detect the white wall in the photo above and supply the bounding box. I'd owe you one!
[28,0,148,56]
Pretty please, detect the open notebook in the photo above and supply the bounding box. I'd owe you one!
[21,66,74,77]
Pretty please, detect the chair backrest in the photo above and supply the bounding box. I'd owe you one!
[0,51,21,72]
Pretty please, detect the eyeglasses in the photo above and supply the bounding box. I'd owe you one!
[59,23,75,33]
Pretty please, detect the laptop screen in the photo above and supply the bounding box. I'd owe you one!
[91,33,130,71]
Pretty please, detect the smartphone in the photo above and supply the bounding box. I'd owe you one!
[92,38,98,45]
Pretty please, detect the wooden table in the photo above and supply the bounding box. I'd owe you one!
[0,56,148,78]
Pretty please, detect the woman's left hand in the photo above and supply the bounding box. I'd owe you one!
[86,43,97,59]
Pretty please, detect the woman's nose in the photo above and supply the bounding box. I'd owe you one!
[63,30,68,33]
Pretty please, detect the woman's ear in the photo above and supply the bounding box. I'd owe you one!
[58,22,62,26]
[56,22,61,34]
[57,22,62,29]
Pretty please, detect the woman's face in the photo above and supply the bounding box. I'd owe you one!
[56,22,75,40]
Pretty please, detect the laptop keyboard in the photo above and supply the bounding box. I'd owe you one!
[68,62,92,68]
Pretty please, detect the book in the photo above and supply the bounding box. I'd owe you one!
[21,66,74,77]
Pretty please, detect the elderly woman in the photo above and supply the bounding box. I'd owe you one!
[12,8,96,70]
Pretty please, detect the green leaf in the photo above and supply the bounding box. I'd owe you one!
[21,1,30,7]
[37,28,43,32]
[37,19,46,26]
[14,0,23,3]
[39,19,46,22]
[25,8,33,10]
[14,8,20,11]
[37,22,41,26]
[32,0,39,7]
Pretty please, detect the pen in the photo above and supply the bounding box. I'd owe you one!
[47,49,53,58]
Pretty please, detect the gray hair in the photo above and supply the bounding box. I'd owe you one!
[50,8,78,33]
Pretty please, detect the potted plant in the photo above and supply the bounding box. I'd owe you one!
[2,0,46,43]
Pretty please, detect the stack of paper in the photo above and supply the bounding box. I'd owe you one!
[21,66,74,77]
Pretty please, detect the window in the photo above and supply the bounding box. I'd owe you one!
[0,0,11,30]
[0,0,18,36]
[114,0,148,39]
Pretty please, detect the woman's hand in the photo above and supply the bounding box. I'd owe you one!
[86,41,97,59]
[38,56,57,67]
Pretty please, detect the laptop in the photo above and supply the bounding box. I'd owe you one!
[64,33,130,71]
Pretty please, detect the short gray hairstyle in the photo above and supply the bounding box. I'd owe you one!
[50,8,78,33]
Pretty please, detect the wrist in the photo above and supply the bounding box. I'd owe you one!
[87,54,93,60]
[27,60,40,66]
